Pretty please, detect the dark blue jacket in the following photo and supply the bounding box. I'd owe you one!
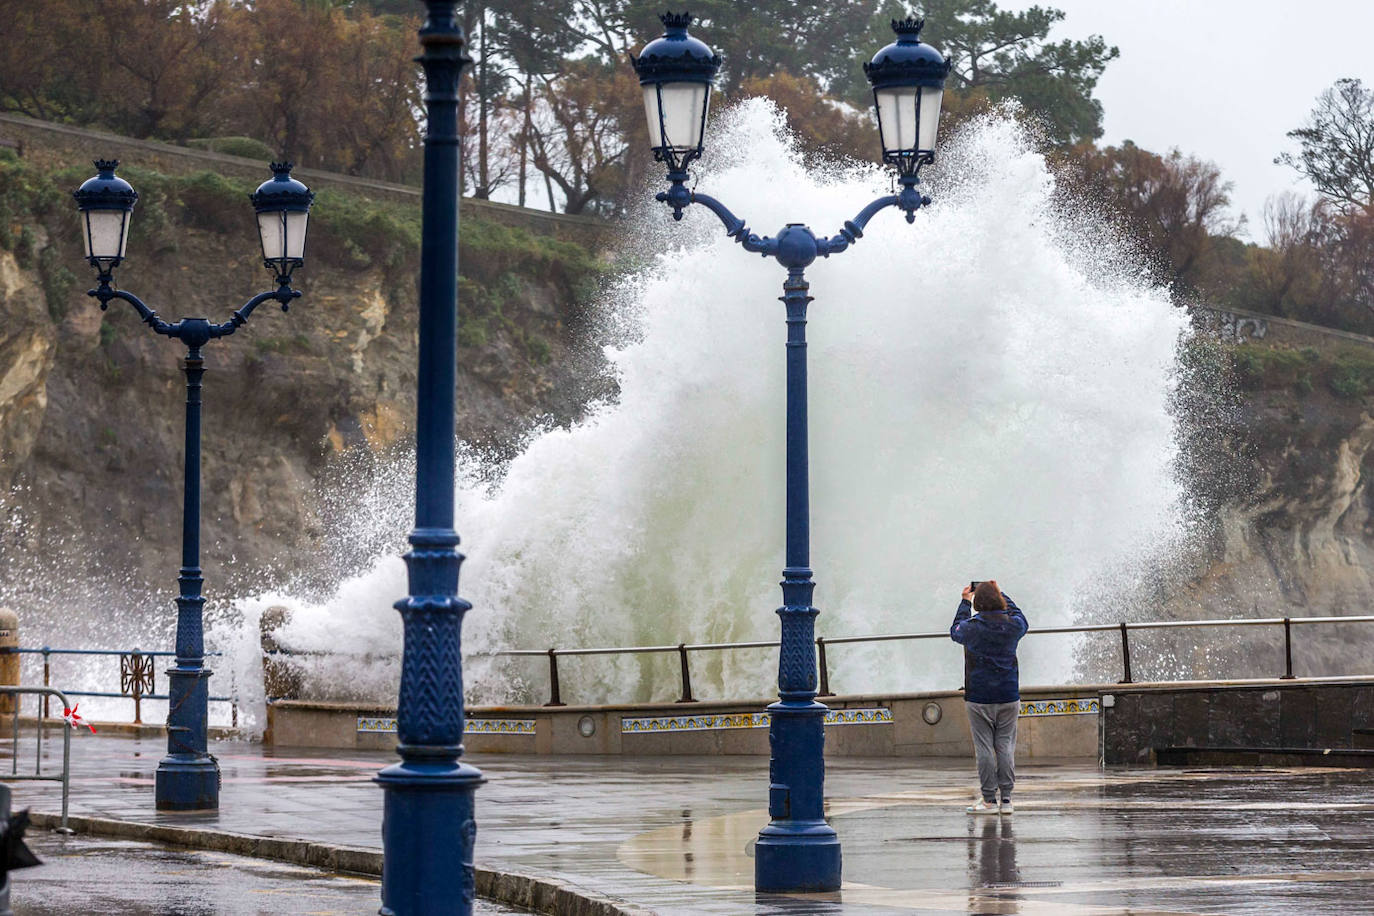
[951,594,1028,704]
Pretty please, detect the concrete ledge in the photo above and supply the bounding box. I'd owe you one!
[26,811,650,916]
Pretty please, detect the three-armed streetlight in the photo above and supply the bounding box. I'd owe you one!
[72,159,314,811]
[632,12,950,894]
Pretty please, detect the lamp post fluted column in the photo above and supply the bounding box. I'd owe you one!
[632,12,951,895]
[161,340,212,809]
[375,4,483,914]
[71,159,314,813]
[756,261,842,887]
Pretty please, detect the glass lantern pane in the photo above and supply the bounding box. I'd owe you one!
[85,210,128,261]
[918,86,944,152]
[285,210,308,260]
[642,85,665,149]
[648,82,708,151]
[876,87,919,154]
[257,211,285,262]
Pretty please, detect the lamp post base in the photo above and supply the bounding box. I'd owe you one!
[377,759,485,916]
[155,755,219,811]
[755,825,842,893]
[754,700,842,893]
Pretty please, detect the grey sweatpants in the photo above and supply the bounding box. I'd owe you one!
[966,700,1018,802]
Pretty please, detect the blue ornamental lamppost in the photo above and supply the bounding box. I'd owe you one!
[374,3,484,915]
[72,159,314,811]
[631,13,950,894]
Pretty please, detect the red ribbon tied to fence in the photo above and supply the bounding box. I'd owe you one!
[63,704,96,734]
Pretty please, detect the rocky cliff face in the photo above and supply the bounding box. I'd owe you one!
[1088,340,1374,682]
[0,153,611,644]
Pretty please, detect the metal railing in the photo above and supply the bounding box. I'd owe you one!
[2,648,237,727]
[0,686,72,831]
[490,614,1374,707]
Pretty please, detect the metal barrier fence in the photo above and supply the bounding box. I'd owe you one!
[490,614,1374,707]
[1,648,237,727]
[0,686,73,831]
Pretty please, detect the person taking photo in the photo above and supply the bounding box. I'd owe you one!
[951,580,1028,815]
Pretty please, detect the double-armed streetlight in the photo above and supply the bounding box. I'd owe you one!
[72,159,314,812]
[632,12,950,894]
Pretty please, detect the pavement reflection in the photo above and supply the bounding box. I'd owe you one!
[3,733,1373,914]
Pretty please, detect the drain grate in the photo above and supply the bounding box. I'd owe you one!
[982,881,1063,889]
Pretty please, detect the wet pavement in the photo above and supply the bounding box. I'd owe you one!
[13,831,528,915]
[3,731,1374,914]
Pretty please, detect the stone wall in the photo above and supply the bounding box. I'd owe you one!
[1101,678,1374,765]
[1192,303,1374,350]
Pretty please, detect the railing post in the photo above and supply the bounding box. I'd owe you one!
[676,644,696,703]
[1118,623,1133,684]
[1281,617,1295,679]
[545,648,566,707]
[816,637,833,697]
[40,648,49,720]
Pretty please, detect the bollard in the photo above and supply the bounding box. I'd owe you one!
[260,605,301,701]
[0,610,16,717]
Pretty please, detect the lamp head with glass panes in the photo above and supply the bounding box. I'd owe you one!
[630,12,721,171]
[863,17,952,176]
[250,162,315,286]
[72,160,138,272]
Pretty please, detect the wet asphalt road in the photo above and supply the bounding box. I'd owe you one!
[10,831,528,916]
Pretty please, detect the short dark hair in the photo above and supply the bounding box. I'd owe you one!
[972,582,1006,613]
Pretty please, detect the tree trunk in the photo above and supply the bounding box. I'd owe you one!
[476,5,490,200]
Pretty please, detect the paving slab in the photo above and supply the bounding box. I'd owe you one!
[3,731,1374,914]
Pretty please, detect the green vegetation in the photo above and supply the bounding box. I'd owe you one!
[0,154,604,367]
[1230,344,1374,401]
[185,137,278,161]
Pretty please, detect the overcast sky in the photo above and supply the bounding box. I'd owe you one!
[1002,0,1374,239]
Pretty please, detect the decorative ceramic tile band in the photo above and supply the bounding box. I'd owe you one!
[1019,698,1099,717]
[621,707,893,734]
[355,717,535,735]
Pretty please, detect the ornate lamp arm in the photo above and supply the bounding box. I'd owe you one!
[87,272,300,344]
[211,282,302,339]
[686,192,777,256]
[818,177,931,257]
[88,275,174,337]
[657,171,933,262]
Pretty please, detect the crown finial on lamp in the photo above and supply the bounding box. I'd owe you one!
[660,11,693,30]
[892,17,925,37]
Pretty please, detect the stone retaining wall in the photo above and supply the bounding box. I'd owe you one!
[267,685,1105,759]
[1102,677,1374,765]
[1193,304,1374,350]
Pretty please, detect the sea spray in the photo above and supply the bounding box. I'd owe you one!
[220,100,1190,726]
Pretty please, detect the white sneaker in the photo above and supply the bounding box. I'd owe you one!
[1000,801,1015,815]
[967,799,998,814]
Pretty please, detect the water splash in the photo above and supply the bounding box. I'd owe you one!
[224,100,1190,724]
